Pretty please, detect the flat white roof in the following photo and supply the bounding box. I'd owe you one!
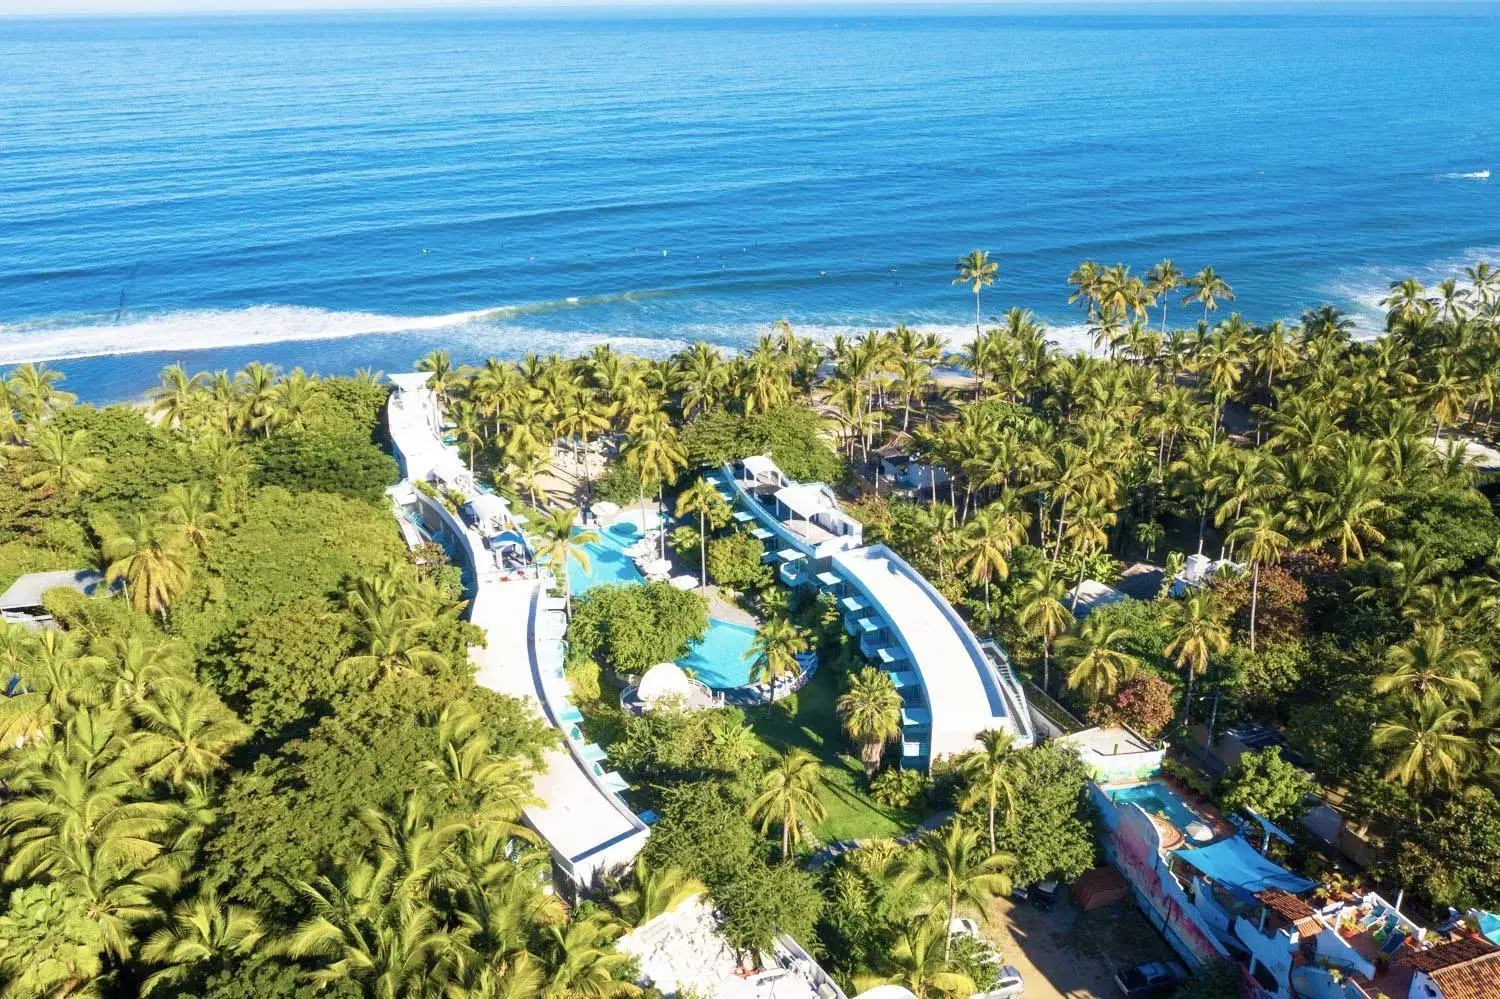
[1063,724,1156,758]
[831,545,1008,760]
[470,562,646,869]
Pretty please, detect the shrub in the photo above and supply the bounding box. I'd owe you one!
[707,532,773,592]
[869,767,929,809]
[1089,673,1175,738]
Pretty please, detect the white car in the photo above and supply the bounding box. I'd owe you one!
[949,917,981,938]
[972,966,1025,999]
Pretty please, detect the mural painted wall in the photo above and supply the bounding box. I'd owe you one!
[1112,805,1230,968]
[1078,747,1164,785]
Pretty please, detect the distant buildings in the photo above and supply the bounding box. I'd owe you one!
[0,569,107,629]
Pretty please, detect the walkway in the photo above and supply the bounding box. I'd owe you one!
[386,374,649,892]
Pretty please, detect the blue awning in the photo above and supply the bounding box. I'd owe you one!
[1172,837,1317,896]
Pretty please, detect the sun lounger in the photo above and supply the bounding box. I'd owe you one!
[1381,928,1410,955]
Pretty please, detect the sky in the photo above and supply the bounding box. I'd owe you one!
[3,0,1484,18]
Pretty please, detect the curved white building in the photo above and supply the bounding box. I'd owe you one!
[386,373,649,895]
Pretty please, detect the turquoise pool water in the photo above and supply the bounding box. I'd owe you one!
[678,619,759,690]
[568,522,645,594]
[1109,781,1202,831]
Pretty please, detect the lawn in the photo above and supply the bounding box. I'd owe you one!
[745,665,924,843]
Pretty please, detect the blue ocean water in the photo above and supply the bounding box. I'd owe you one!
[1,7,1497,402]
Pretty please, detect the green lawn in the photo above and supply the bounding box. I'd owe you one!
[746,666,923,843]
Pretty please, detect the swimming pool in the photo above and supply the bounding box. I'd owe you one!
[568,521,646,594]
[677,618,760,690]
[1109,781,1203,831]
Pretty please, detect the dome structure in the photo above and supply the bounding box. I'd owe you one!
[636,662,696,707]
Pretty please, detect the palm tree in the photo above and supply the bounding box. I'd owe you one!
[539,915,640,999]
[622,415,687,559]
[854,916,977,999]
[674,479,727,589]
[1226,505,1288,652]
[901,822,1012,961]
[417,349,455,410]
[611,856,705,928]
[341,600,447,686]
[156,482,222,553]
[133,689,249,784]
[533,508,595,617]
[744,617,809,704]
[1374,626,1484,705]
[954,250,999,333]
[420,703,535,834]
[1148,260,1185,334]
[1016,566,1070,692]
[451,399,486,468]
[960,729,1024,854]
[141,894,264,996]
[1059,616,1138,703]
[102,512,194,621]
[957,496,1027,625]
[837,667,903,773]
[1165,593,1229,727]
[149,364,205,430]
[748,747,826,860]
[1183,266,1234,323]
[21,425,104,503]
[1373,695,1474,793]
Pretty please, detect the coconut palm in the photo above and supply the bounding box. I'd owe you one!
[1016,566,1071,692]
[21,425,104,503]
[748,747,826,860]
[959,729,1024,854]
[900,822,1012,961]
[102,512,194,621]
[854,916,977,999]
[953,250,999,332]
[420,703,536,835]
[622,413,687,559]
[539,915,640,999]
[674,479,728,589]
[133,689,249,784]
[140,894,265,996]
[150,364,206,430]
[1226,505,1288,652]
[1183,266,1234,322]
[745,617,809,705]
[1373,695,1475,793]
[611,856,705,928]
[957,495,1027,624]
[1059,616,1138,702]
[837,667,903,773]
[1148,259,1185,334]
[341,601,447,687]
[156,482,222,553]
[417,349,455,409]
[1374,626,1485,705]
[533,508,595,617]
[1165,593,1229,726]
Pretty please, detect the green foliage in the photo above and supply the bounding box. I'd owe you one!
[1219,747,1315,824]
[1174,961,1244,999]
[1089,672,1176,738]
[706,531,774,592]
[593,460,645,506]
[681,406,844,484]
[252,428,398,502]
[1161,758,1217,798]
[713,861,825,953]
[565,582,710,676]
[52,403,205,512]
[609,707,761,792]
[168,487,409,651]
[869,768,929,809]
[668,525,701,560]
[203,595,355,742]
[1391,786,1500,912]
[987,744,1097,885]
[643,781,766,888]
[0,882,107,999]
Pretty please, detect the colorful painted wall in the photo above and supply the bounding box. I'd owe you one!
[1110,805,1230,968]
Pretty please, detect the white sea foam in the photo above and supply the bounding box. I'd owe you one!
[1315,245,1500,337]
[0,304,499,366]
[1437,170,1490,180]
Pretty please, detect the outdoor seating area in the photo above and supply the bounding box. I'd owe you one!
[722,652,819,708]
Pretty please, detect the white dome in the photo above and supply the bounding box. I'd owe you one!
[636,662,695,705]
[851,988,918,999]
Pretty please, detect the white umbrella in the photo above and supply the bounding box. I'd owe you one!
[592,500,621,520]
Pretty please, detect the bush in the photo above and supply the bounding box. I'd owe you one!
[707,532,773,592]
[1089,673,1175,738]
[869,767,929,809]
[681,407,843,484]
[1219,747,1315,825]
[594,461,645,506]
[566,582,710,677]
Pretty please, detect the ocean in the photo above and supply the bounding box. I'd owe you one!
[1,6,1497,402]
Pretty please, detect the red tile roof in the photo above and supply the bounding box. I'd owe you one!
[1403,937,1500,999]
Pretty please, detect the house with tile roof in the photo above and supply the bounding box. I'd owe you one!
[1403,936,1500,999]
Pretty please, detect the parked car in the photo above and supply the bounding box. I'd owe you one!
[1113,961,1189,997]
[1029,881,1058,910]
[971,965,1024,998]
[949,917,981,938]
